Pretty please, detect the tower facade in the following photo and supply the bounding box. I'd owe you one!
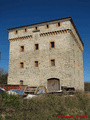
[8,17,84,91]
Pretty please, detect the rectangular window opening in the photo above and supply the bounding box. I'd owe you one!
[20,46,24,52]
[15,30,18,34]
[34,26,39,31]
[56,22,62,27]
[50,41,55,48]
[35,61,38,67]
[46,24,49,28]
[20,62,24,68]
[35,27,37,30]
[20,80,23,85]
[25,29,27,32]
[58,22,60,26]
[35,44,39,50]
[51,59,55,66]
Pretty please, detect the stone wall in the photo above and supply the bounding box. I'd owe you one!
[8,18,84,91]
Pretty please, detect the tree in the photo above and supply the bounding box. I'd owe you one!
[0,68,8,84]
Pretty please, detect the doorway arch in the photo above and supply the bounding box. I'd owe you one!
[47,78,60,92]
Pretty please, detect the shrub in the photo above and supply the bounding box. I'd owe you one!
[0,92,90,120]
[84,82,90,91]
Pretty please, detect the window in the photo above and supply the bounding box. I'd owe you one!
[35,27,37,30]
[45,24,49,28]
[58,22,60,26]
[20,45,24,52]
[20,80,23,85]
[35,43,39,50]
[50,59,55,66]
[50,41,55,48]
[14,30,18,34]
[23,28,27,32]
[34,26,39,31]
[34,61,38,67]
[56,22,62,27]
[20,62,24,68]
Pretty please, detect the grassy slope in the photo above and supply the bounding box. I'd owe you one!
[0,92,90,120]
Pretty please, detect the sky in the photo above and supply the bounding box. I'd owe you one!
[0,0,90,82]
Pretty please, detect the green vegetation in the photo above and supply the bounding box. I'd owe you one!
[0,74,8,84]
[84,82,90,91]
[0,68,90,119]
[0,68,8,84]
[0,92,90,120]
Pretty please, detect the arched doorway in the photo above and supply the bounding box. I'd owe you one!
[47,78,60,92]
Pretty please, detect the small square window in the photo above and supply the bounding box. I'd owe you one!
[20,46,24,52]
[47,25,49,28]
[25,29,27,32]
[35,44,39,50]
[56,22,62,27]
[34,26,39,31]
[23,29,27,32]
[20,80,23,85]
[35,27,37,30]
[50,59,55,66]
[35,61,38,67]
[45,24,49,28]
[50,41,55,48]
[58,22,60,26]
[20,62,24,68]
[15,30,18,34]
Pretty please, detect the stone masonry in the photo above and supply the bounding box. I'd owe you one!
[8,17,84,91]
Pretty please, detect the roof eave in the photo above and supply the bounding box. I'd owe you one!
[8,16,84,46]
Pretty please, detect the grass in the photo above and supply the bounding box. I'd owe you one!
[0,91,90,120]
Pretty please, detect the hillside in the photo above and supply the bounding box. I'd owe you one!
[0,92,90,120]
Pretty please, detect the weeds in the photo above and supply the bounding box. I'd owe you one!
[0,92,90,120]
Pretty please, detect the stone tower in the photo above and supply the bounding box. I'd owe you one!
[8,17,84,91]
